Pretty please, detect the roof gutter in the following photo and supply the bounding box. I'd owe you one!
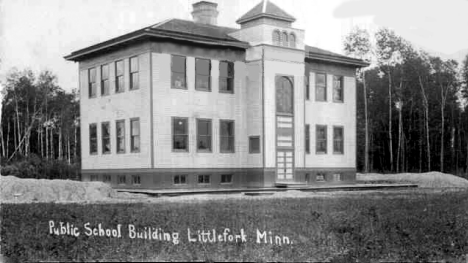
[306,54,369,67]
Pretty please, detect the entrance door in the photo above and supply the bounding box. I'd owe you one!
[276,76,294,182]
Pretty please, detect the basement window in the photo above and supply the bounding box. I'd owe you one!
[198,175,211,185]
[174,175,187,185]
[118,175,127,185]
[221,174,233,184]
[316,173,326,182]
[132,175,141,185]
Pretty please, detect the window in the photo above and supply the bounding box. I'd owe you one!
[90,174,98,182]
[249,136,260,154]
[130,118,140,153]
[115,60,124,93]
[118,175,126,185]
[316,125,327,154]
[289,33,296,48]
[220,120,235,153]
[276,76,294,114]
[282,32,288,47]
[89,124,97,155]
[173,118,188,151]
[333,126,344,154]
[333,76,344,102]
[333,174,342,181]
[116,120,125,153]
[195,58,211,91]
[88,68,97,98]
[101,64,109,95]
[132,175,141,185]
[174,175,187,185]
[221,174,233,184]
[101,122,110,154]
[305,124,310,154]
[198,175,211,185]
[219,61,235,93]
[315,73,327,102]
[103,175,111,183]
[197,119,212,152]
[316,173,326,182]
[273,30,281,45]
[305,75,310,100]
[130,56,139,90]
[171,55,187,89]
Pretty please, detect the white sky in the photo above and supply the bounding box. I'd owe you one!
[1,0,467,92]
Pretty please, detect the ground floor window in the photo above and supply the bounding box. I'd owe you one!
[118,175,126,185]
[221,174,233,184]
[103,174,111,183]
[333,126,344,154]
[90,174,98,182]
[316,125,327,154]
[174,175,187,185]
[198,175,211,185]
[132,175,141,185]
[316,173,326,182]
[333,174,342,181]
[173,117,189,151]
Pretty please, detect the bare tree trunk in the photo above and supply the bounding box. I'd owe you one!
[363,71,369,173]
[74,123,77,162]
[419,76,431,171]
[397,105,403,173]
[440,99,445,172]
[58,126,62,160]
[1,123,5,158]
[50,127,54,159]
[45,125,49,159]
[388,67,394,172]
[6,120,10,158]
[67,134,71,164]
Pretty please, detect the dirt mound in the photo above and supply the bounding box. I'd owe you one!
[357,172,468,188]
[0,176,117,203]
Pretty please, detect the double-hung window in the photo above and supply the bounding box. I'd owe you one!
[316,125,327,154]
[101,64,109,96]
[115,60,124,93]
[305,124,310,154]
[89,124,97,154]
[219,61,234,93]
[171,55,186,89]
[249,136,260,154]
[315,73,327,102]
[130,118,140,152]
[130,56,139,90]
[195,58,211,91]
[102,122,110,154]
[220,120,235,153]
[88,68,97,98]
[173,118,188,151]
[333,76,344,102]
[333,126,344,154]
[116,120,125,153]
[197,119,212,152]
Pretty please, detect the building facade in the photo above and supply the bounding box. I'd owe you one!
[65,0,367,190]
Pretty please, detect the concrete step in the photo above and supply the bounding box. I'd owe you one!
[275,182,308,188]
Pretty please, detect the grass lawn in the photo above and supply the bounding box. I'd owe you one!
[1,189,468,262]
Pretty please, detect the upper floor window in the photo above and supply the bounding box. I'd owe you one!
[333,126,344,154]
[249,136,260,154]
[130,118,140,153]
[197,119,212,152]
[130,56,139,90]
[282,32,288,47]
[89,124,97,155]
[116,120,125,154]
[305,124,310,154]
[88,68,97,98]
[305,75,310,100]
[289,33,296,48]
[102,122,110,154]
[273,30,281,45]
[195,58,211,91]
[101,64,109,96]
[173,117,188,151]
[219,61,234,93]
[276,76,294,114]
[315,73,327,102]
[333,76,344,102]
[220,120,235,153]
[316,125,327,154]
[171,55,187,89]
[115,60,124,93]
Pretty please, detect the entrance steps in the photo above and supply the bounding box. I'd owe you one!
[275,182,308,188]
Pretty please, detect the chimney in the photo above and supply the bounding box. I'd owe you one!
[191,1,219,25]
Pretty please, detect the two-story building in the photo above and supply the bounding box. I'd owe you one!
[65,0,368,190]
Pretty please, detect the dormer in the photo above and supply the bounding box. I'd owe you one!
[229,0,305,50]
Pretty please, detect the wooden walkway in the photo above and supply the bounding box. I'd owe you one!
[117,183,418,197]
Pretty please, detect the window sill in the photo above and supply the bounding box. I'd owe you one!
[333,100,344,103]
[129,88,140,91]
[220,151,235,154]
[103,152,111,155]
[220,182,233,185]
[173,149,189,153]
[115,90,125,94]
[195,88,212,92]
[333,152,344,155]
[117,151,126,154]
[249,151,261,154]
[171,86,188,90]
[131,150,141,153]
[197,150,213,153]
[90,152,98,156]
[219,90,235,94]
[316,152,327,155]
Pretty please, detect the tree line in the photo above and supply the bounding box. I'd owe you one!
[344,27,468,175]
[0,69,80,179]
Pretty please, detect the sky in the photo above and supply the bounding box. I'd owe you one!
[0,0,467,92]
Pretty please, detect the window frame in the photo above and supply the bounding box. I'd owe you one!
[195,58,211,92]
[219,61,235,94]
[88,67,97,98]
[289,33,296,48]
[333,126,344,155]
[116,119,126,154]
[220,120,235,153]
[101,122,111,154]
[90,174,98,182]
[220,174,233,185]
[172,117,189,152]
[305,75,310,100]
[305,124,310,154]
[272,30,281,45]
[132,175,141,185]
[197,174,211,185]
[173,175,188,185]
[249,136,261,154]
[196,118,212,153]
[282,31,289,47]
[130,118,140,153]
[171,55,187,90]
[103,174,112,183]
[129,56,139,90]
[315,72,327,102]
[115,60,125,93]
[118,175,127,185]
[333,75,344,103]
[316,125,327,154]
[101,64,110,96]
[89,123,98,155]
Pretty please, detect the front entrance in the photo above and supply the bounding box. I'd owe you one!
[276,76,294,182]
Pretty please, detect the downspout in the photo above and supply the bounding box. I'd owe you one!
[262,46,266,169]
[149,52,155,169]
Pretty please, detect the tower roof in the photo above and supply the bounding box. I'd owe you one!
[236,0,296,24]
